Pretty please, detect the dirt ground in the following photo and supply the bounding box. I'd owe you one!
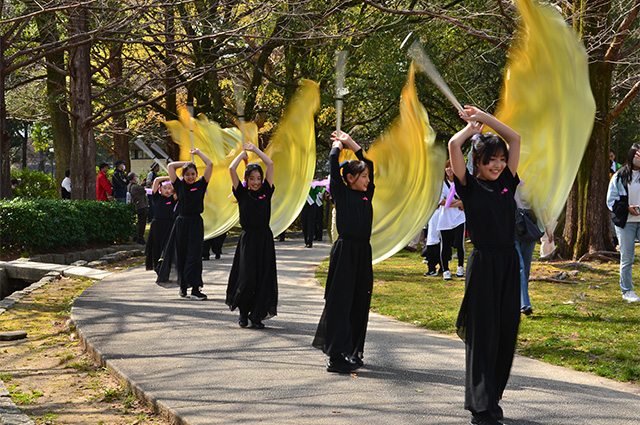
[1,259,173,425]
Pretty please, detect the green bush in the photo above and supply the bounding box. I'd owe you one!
[10,169,56,199]
[0,198,136,253]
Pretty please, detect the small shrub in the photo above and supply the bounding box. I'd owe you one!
[10,169,56,199]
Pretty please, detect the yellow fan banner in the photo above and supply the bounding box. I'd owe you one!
[341,64,446,264]
[165,79,320,240]
[495,0,595,230]
[235,79,321,237]
[164,110,256,239]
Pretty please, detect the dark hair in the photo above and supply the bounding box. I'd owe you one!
[99,162,108,170]
[182,162,197,175]
[65,169,70,177]
[127,172,137,181]
[244,163,264,181]
[618,143,640,186]
[471,133,509,176]
[341,160,368,186]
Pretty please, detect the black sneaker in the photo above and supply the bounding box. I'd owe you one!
[423,270,438,277]
[326,355,356,373]
[250,319,265,329]
[189,291,207,301]
[521,306,533,316]
[491,404,504,421]
[470,411,501,425]
[238,314,248,328]
[179,288,187,298]
[346,355,363,370]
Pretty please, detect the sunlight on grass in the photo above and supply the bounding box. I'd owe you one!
[316,242,640,385]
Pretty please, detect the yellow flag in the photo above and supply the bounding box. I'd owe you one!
[240,79,321,237]
[341,64,446,264]
[495,0,595,229]
[165,79,320,240]
[164,110,255,239]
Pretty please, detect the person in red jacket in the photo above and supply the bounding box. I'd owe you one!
[96,162,113,201]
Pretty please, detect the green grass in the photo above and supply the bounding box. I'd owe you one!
[316,242,640,385]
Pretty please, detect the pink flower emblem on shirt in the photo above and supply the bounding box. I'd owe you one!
[501,188,508,194]
[190,188,198,192]
[363,196,369,201]
[258,194,266,200]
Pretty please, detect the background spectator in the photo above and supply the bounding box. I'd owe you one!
[61,169,71,199]
[96,163,113,201]
[112,160,128,202]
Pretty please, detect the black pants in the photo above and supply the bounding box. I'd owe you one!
[202,233,227,259]
[174,215,204,292]
[301,203,316,246]
[440,223,465,271]
[426,243,441,273]
[315,204,324,240]
[135,208,148,242]
[457,247,520,414]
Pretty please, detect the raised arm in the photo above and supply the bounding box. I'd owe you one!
[460,106,521,176]
[152,176,170,194]
[448,121,482,186]
[244,143,274,186]
[167,161,188,183]
[192,148,213,182]
[229,149,249,190]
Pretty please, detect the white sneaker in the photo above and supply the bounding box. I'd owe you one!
[443,270,452,280]
[422,259,428,264]
[622,290,640,302]
[456,266,465,277]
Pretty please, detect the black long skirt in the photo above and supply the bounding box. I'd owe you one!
[146,218,174,271]
[456,247,520,414]
[312,238,373,359]
[226,228,278,322]
[174,215,204,291]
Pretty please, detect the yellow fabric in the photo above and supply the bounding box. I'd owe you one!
[495,0,595,230]
[341,64,446,263]
[238,79,321,237]
[164,79,320,240]
[164,110,252,239]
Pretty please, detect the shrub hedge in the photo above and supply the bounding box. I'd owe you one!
[0,198,136,253]
[10,169,56,199]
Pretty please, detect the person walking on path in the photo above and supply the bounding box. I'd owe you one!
[607,143,640,303]
[167,149,213,301]
[449,106,521,425]
[226,143,278,329]
[312,131,375,373]
[127,172,149,245]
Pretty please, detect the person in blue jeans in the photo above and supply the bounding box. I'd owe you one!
[607,143,640,303]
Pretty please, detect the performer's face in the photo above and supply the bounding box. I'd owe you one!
[347,168,370,192]
[183,167,198,184]
[476,153,506,181]
[160,184,173,196]
[247,170,263,191]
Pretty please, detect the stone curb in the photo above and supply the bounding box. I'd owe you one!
[0,380,35,425]
[75,322,187,425]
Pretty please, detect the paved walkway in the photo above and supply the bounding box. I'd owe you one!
[71,239,640,425]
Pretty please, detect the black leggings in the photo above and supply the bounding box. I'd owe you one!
[440,223,465,271]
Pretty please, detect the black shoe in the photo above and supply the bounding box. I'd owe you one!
[189,290,207,301]
[346,355,363,370]
[491,404,504,421]
[470,411,501,425]
[423,270,438,277]
[202,256,210,261]
[521,306,533,316]
[238,314,248,328]
[215,253,221,259]
[179,288,187,298]
[249,319,265,329]
[326,356,354,373]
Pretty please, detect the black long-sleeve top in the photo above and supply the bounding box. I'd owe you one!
[330,147,375,241]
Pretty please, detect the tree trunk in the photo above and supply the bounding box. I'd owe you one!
[68,6,96,200]
[109,42,130,171]
[163,8,179,161]
[35,14,72,198]
[0,32,10,199]
[559,2,615,259]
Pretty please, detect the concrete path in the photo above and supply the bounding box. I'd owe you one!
[71,239,640,425]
